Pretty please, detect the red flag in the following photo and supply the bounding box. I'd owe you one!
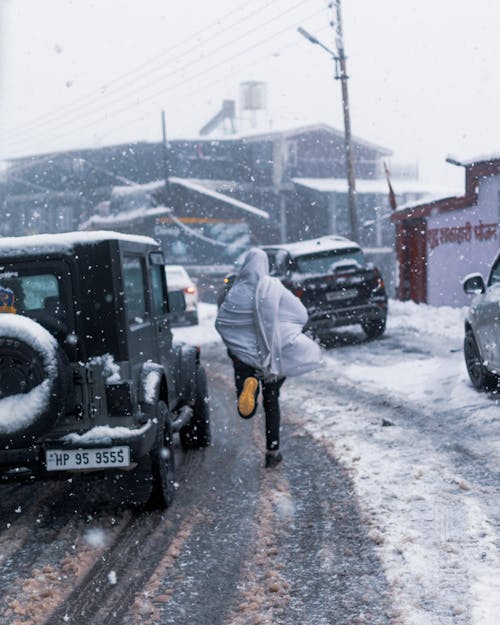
[383,161,397,210]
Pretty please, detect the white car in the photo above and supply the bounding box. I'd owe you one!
[165,265,199,325]
[462,250,500,391]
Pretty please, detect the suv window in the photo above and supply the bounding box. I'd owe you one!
[489,256,500,285]
[150,264,168,317]
[0,268,66,320]
[123,257,148,323]
[293,248,366,274]
[266,250,291,276]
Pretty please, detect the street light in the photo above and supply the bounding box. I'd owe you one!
[298,17,359,242]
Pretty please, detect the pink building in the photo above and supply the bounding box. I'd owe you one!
[391,155,500,306]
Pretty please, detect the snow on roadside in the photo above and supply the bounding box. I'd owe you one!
[285,385,499,625]
[179,300,499,625]
[171,302,220,347]
[287,300,499,625]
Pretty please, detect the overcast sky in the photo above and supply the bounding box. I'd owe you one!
[1,0,499,188]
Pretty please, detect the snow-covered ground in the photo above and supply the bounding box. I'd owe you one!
[174,301,500,625]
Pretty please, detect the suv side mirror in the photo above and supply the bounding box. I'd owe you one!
[462,273,485,295]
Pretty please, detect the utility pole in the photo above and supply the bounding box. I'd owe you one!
[332,0,358,242]
[161,110,171,201]
[298,2,359,242]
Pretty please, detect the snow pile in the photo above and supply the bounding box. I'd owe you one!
[0,314,58,434]
[141,362,162,404]
[171,303,220,346]
[88,353,121,384]
[62,420,152,444]
[388,298,466,340]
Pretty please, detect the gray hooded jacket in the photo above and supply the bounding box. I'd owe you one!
[215,248,321,378]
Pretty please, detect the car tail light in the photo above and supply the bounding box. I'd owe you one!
[294,288,304,298]
[184,286,196,295]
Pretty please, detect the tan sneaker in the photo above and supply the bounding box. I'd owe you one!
[237,377,259,418]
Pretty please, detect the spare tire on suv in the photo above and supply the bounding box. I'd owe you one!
[0,314,70,447]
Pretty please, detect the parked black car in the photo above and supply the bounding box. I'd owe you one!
[220,236,388,339]
[462,250,500,391]
[0,231,210,509]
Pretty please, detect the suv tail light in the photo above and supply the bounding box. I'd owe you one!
[184,286,196,295]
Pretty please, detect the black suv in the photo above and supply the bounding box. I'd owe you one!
[221,236,388,339]
[0,231,210,508]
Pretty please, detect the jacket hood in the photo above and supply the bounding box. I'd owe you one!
[237,248,269,284]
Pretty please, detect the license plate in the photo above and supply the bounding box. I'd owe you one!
[326,288,357,301]
[45,446,130,471]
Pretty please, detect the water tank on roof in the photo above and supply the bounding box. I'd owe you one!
[240,81,267,111]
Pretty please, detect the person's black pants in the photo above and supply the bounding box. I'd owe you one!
[229,353,285,451]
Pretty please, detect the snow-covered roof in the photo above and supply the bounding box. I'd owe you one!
[0,230,158,257]
[293,178,460,196]
[170,177,269,219]
[80,207,170,230]
[204,123,392,155]
[111,180,165,196]
[452,152,500,166]
[394,194,463,213]
[262,235,359,258]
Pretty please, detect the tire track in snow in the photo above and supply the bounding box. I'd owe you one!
[44,362,258,625]
[43,488,206,625]
[120,371,264,625]
[0,481,69,575]
[3,513,127,625]
[205,344,393,625]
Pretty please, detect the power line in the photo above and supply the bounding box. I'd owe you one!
[0,0,272,143]
[2,5,326,158]
[101,23,333,142]
[2,0,311,152]
[0,0,308,146]
[2,24,331,170]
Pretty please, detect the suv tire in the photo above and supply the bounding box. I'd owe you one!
[0,318,71,446]
[464,329,499,391]
[180,366,211,449]
[147,400,176,509]
[361,318,386,339]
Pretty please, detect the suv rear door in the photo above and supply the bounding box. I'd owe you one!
[148,252,182,407]
[122,253,159,379]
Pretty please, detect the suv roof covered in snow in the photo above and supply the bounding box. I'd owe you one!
[261,235,358,258]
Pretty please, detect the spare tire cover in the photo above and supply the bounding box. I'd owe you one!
[0,314,67,446]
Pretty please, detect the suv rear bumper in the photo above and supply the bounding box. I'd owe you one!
[305,302,387,332]
[0,420,156,478]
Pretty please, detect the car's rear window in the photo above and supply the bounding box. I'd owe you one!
[294,248,366,274]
